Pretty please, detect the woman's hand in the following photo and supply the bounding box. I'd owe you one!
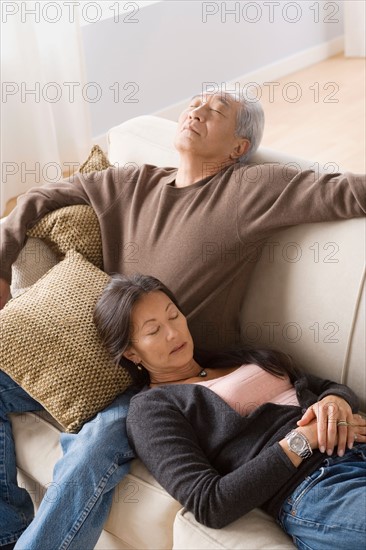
[297,395,354,456]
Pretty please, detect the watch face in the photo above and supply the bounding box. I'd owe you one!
[291,434,305,452]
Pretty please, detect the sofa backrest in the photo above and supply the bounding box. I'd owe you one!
[108,115,365,410]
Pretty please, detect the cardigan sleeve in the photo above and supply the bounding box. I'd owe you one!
[299,373,359,413]
[126,391,298,529]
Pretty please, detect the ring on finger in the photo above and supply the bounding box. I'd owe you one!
[337,420,348,427]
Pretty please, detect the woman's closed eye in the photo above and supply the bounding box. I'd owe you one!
[146,311,180,335]
[147,326,160,336]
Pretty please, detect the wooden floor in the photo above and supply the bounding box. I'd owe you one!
[260,53,365,173]
[2,53,365,217]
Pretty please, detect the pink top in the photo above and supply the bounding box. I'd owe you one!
[195,363,299,416]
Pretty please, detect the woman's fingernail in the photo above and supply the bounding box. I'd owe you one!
[327,449,332,456]
[338,450,344,457]
[320,446,325,453]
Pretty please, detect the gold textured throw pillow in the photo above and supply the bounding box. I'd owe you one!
[79,144,112,173]
[27,204,103,269]
[1,250,132,432]
[25,144,112,268]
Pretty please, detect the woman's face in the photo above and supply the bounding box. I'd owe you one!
[124,291,196,381]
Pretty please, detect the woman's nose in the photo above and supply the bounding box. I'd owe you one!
[166,326,179,340]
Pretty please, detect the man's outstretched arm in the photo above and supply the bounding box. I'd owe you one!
[236,165,365,239]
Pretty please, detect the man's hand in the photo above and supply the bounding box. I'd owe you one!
[0,278,10,310]
[297,395,354,457]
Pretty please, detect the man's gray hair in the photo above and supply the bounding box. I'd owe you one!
[235,93,265,163]
[225,90,265,164]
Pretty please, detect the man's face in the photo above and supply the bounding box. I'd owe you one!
[174,92,245,162]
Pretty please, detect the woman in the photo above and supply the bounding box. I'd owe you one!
[94,273,366,549]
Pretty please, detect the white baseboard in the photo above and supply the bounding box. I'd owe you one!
[154,36,345,121]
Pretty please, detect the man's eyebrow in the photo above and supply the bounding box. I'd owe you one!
[190,94,230,107]
[141,302,174,328]
[214,95,231,106]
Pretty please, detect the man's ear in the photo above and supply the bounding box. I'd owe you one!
[230,138,250,160]
[123,347,141,364]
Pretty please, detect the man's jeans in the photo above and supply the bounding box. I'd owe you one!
[278,443,366,550]
[0,370,136,549]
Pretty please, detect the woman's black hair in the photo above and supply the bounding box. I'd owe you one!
[93,272,179,366]
[94,273,301,389]
[194,347,301,382]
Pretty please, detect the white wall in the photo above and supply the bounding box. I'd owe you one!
[80,0,344,141]
[344,0,366,57]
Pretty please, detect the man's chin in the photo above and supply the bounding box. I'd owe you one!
[174,135,200,153]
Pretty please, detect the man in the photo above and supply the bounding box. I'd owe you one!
[0,91,365,549]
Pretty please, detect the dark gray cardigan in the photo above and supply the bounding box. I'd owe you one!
[126,372,359,528]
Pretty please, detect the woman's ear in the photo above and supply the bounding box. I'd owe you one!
[123,347,141,364]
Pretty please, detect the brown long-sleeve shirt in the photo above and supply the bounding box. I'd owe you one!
[1,163,365,350]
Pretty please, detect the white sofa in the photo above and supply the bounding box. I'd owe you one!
[10,115,365,549]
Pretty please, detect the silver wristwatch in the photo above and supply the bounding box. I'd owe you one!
[285,430,313,459]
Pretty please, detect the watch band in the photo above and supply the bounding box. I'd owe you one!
[285,430,313,459]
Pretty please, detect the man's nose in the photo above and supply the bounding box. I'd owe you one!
[189,105,205,121]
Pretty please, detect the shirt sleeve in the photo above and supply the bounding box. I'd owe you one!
[236,164,366,240]
[0,165,136,284]
[127,391,297,529]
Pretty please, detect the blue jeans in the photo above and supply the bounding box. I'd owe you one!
[278,443,366,550]
[0,370,136,549]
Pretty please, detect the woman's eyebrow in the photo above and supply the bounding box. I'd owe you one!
[141,302,174,327]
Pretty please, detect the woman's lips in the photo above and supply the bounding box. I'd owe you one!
[170,343,187,354]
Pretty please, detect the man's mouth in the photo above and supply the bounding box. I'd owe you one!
[183,125,200,135]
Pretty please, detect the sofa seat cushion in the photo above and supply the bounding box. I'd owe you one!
[105,469,181,549]
[173,509,295,549]
[11,411,182,550]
